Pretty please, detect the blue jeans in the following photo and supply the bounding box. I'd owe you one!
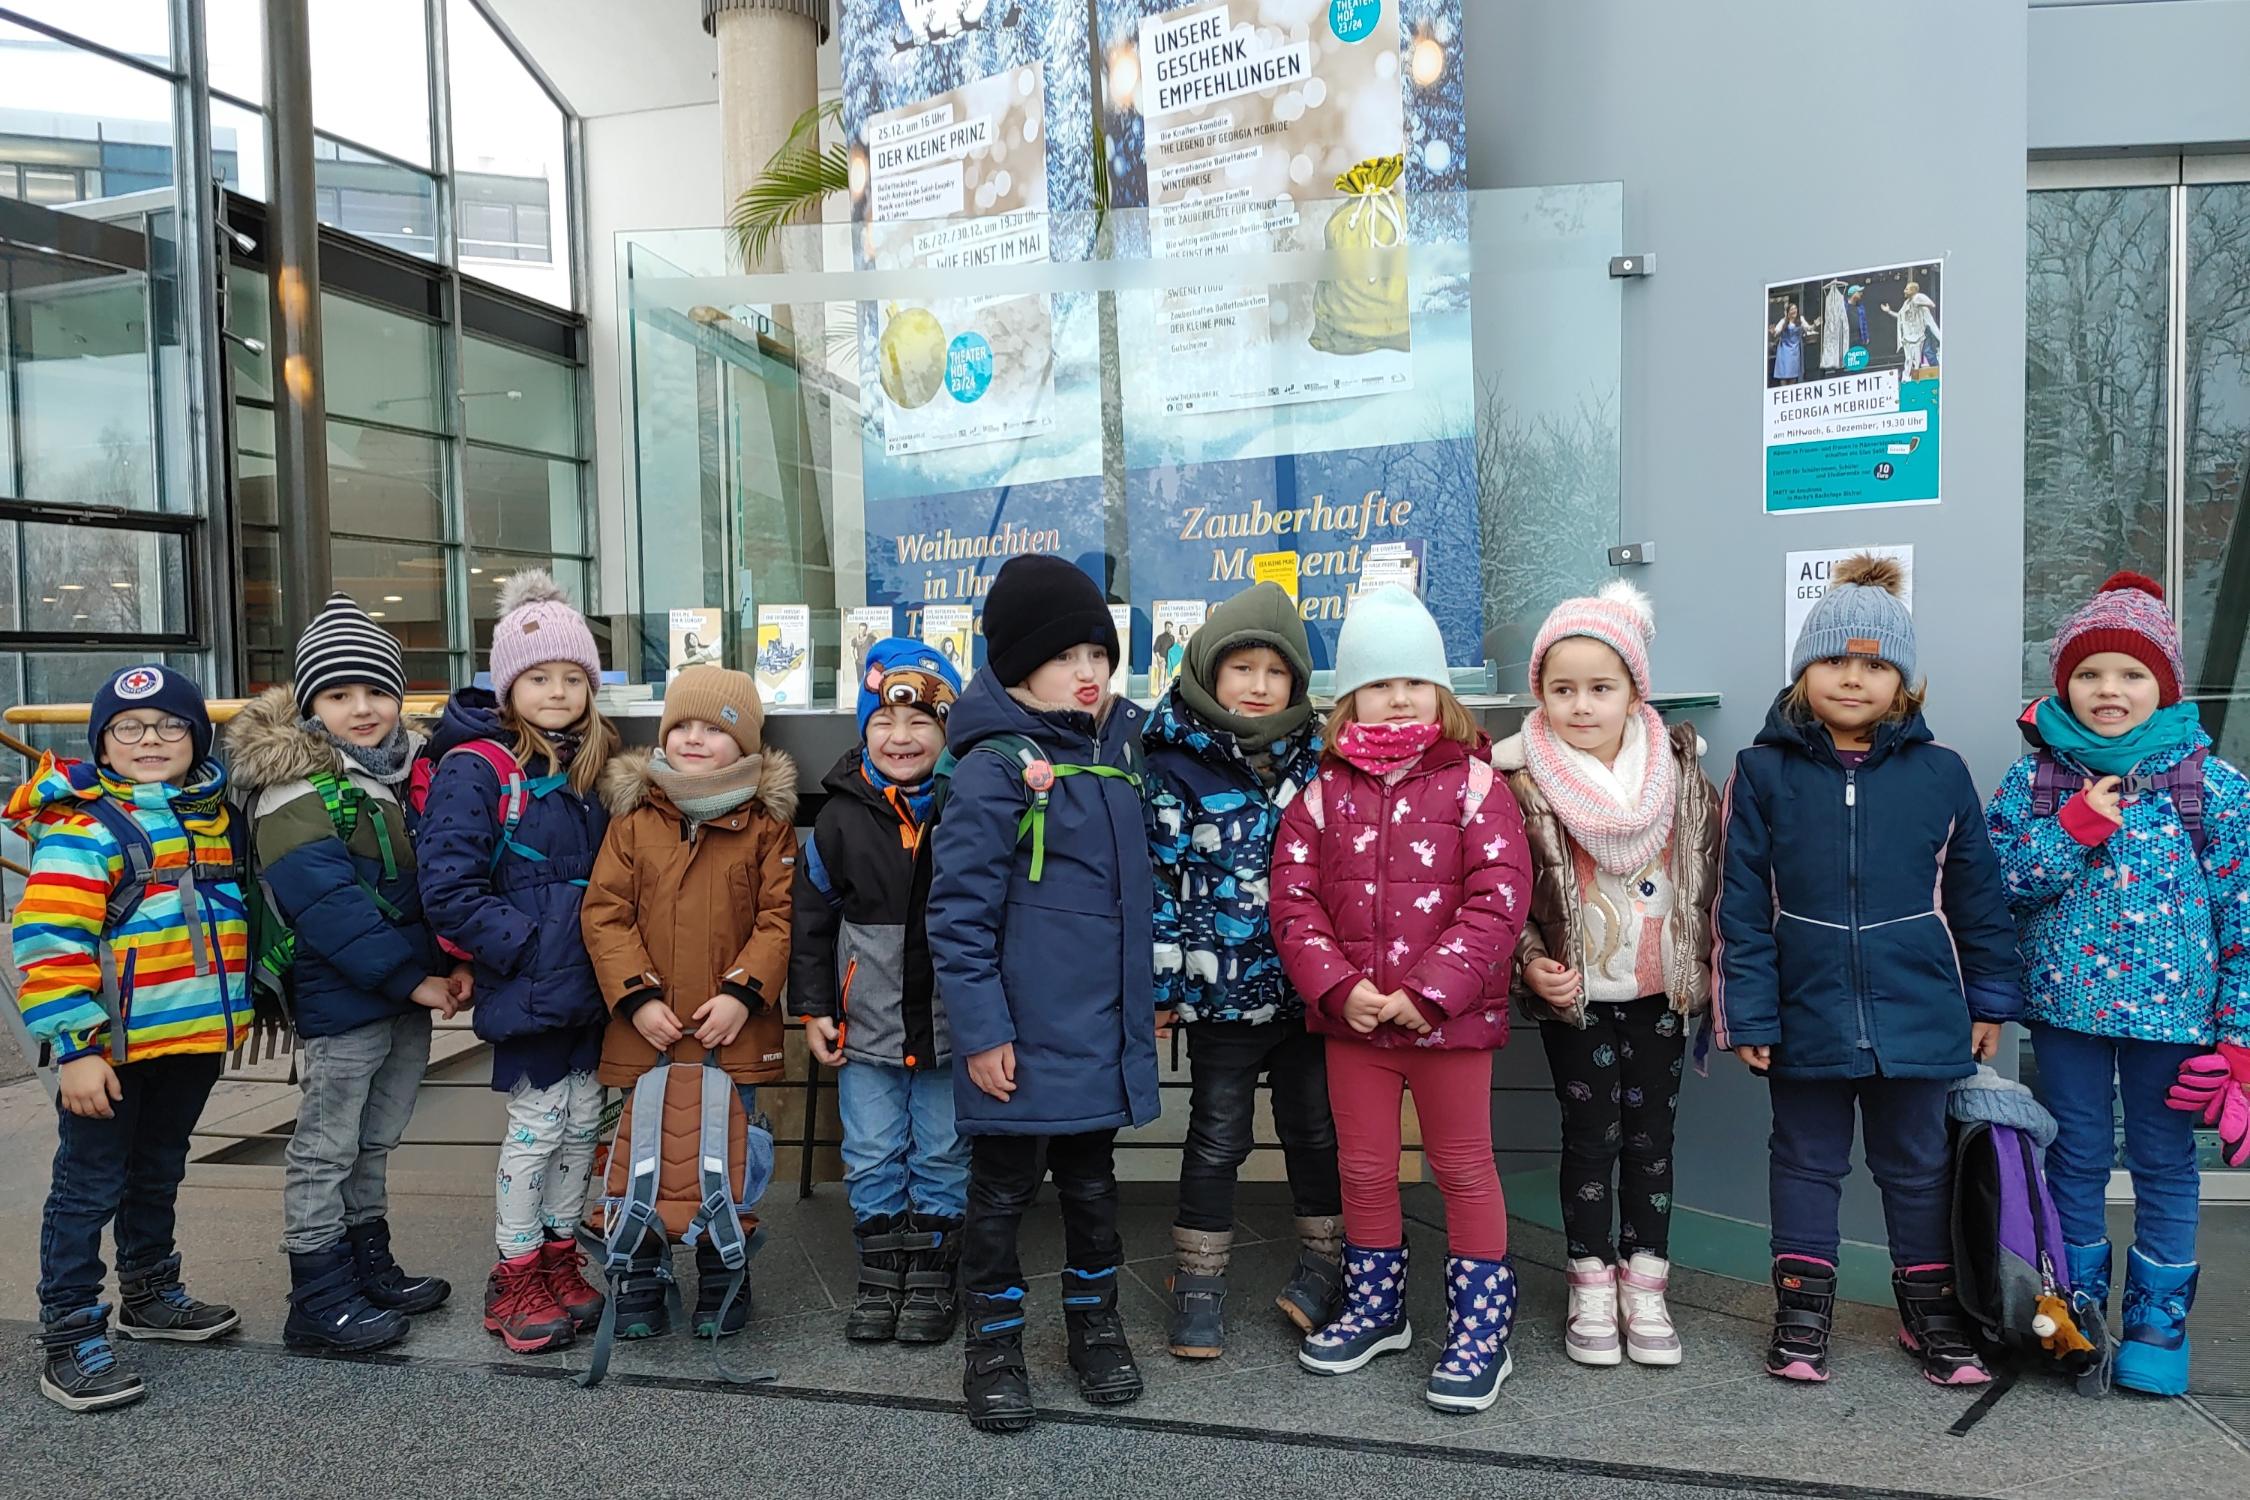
[836,1061,968,1222]
[39,1053,223,1324]
[2029,1022,2200,1264]
[1768,1074,1952,1266]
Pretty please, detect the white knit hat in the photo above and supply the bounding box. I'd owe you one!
[1331,585,1450,698]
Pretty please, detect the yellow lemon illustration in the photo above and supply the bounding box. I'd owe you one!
[878,306,948,409]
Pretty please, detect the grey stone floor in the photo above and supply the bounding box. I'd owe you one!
[0,1074,2243,1498]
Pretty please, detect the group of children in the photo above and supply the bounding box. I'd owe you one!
[12,553,2245,1429]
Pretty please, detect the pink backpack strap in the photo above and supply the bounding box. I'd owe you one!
[1463,756,1495,826]
[446,739,528,832]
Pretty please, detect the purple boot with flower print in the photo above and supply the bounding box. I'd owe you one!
[1426,1255,1516,1412]
[1298,1244,1413,1375]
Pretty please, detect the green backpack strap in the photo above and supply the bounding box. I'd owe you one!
[971,732,1144,883]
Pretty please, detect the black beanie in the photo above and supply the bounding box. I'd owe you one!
[980,554,1120,688]
[89,663,214,766]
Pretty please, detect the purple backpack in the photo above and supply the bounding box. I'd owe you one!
[2027,747,2209,857]
[1949,1081,2098,1379]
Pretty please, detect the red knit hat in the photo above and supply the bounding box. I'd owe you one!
[2047,571,2183,706]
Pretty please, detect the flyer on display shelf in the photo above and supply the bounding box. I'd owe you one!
[1764,258,1943,514]
[668,607,724,676]
[1783,545,1914,673]
[841,606,896,702]
[753,605,813,708]
[1148,599,1209,697]
[1108,604,1133,695]
[920,602,976,681]
[1356,538,1424,598]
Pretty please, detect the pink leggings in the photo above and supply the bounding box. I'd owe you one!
[1325,1039,1507,1259]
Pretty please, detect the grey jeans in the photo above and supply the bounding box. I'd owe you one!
[281,1009,433,1254]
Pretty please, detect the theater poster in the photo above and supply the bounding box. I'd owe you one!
[1763,258,1944,514]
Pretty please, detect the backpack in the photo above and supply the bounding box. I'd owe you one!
[2027,747,2209,858]
[578,1054,776,1390]
[243,770,409,1023]
[968,730,1147,882]
[406,739,578,960]
[1300,753,1497,832]
[1950,1111,2101,1382]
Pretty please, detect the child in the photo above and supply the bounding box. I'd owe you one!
[1496,582,1717,1369]
[580,665,798,1341]
[1985,572,2250,1396]
[227,594,460,1355]
[1144,581,1343,1358]
[419,571,617,1355]
[927,554,1159,1434]
[790,638,968,1345]
[1713,554,2022,1388]
[1270,584,1532,1414]
[9,665,252,1410]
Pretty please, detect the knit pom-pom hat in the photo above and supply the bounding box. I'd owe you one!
[488,568,604,700]
[1789,553,1916,684]
[2048,570,2184,707]
[1530,579,1655,698]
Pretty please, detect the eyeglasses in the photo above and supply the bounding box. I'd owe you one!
[107,717,193,745]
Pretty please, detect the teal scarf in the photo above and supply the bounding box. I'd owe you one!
[2033,697,2202,777]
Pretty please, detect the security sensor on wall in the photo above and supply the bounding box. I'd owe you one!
[1609,254,1655,279]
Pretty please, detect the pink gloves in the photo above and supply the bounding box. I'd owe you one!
[2169,1042,2250,1167]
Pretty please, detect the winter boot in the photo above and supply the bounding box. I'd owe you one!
[693,1239,752,1338]
[1062,1266,1143,1405]
[962,1287,1034,1434]
[1425,1255,1517,1413]
[284,1241,409,1354]
[1299,1243,1413,1375]
[541,1231,606,1333]
[1765,1255,1836,1383]
[2065,1239,2114,1391]
[1166,1225,1231,1359]
[346,1218,451,1316]
[1564,1256,1622,1366]
[1619,1252,1683,1367]
[895,1213,965,1344]
[36,1306,144,1412]
[1892,1264,1992,1386]
[608,1229,670,1340]
[847,1212,909,1343]
[116,1254,240,1342]
[1274,1214,1345,1333]
[2114,1246,2196,1397]
[482,1249,575,1354]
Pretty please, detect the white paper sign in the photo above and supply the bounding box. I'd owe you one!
[1783,545,1914,672]
[754,604,812,708]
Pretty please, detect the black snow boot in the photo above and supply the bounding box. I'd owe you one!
[1765,1255,1836,1383]
[1893,1264,1994,1388]
[1062,1266,1143,1405]
[962,1288,1034,1434]
[847,1212,910,1342]
[895,1213,964,1344]
[348,1218,451,1315]
[284,1242,408,1354]
[693,1239,752,1339]
[37,1305,145,1412]
[609,1230,671,1341]
[117,1254,240,1341]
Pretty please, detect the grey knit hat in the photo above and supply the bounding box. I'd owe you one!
[1788,554,1915,684]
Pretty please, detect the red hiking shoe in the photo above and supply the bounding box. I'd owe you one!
[542,1234,606,1333]
[484,1250,575,1354]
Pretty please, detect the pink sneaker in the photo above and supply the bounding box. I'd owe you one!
[1564,1257,1622,1366]
[1619,1252,1682,1366]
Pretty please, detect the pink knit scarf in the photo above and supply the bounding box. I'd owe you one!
[1521,704,1677,876]
[1333,719,1442,777]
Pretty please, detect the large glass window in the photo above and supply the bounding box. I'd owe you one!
[0,19,178,211]
[8,275,156,509]
[446,0,571,309]
[3,3,171,67]
[2183,180,2250,751]
[307,0,432,169]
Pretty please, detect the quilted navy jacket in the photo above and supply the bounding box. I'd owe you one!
[1713,694,2023,1080]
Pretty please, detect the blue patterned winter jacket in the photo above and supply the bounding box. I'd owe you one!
[1985,719,2250,1048]
[1143,693,1322,1025]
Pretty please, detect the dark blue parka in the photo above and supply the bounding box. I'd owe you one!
[927,674,1160,1136]
[416,689,609,1044]
[1712,695,2023,1080]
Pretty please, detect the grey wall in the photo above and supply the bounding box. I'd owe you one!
[2030,0,2250,151]
[1465,0,2030,1237]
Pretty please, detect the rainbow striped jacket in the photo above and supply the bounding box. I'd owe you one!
[7,752,253,1063]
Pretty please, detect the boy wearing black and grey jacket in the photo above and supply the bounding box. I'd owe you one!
[790,637,968,1345]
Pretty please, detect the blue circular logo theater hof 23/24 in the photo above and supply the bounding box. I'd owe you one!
[946,332,993,403]
[1330,0,1380,44]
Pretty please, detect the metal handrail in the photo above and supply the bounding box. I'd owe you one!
[5,695,453,727]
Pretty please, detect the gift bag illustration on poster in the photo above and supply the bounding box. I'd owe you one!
[755,605,812,707]
[1764,258,1943,514]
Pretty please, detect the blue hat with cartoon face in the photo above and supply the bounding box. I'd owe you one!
[857,636,961,740]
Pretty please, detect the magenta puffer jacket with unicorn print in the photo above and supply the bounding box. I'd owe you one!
[1269,733,1532,1051]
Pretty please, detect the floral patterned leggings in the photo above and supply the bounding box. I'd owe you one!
[1536,995,1684,1264]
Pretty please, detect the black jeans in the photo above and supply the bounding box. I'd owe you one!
[39,1052,224,1324]
[1538,996,1684,1263]
[1175,1018,1342,1233]
[961,1130,1122,1296]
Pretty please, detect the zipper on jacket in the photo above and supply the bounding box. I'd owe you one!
[1846,768,1871,1053]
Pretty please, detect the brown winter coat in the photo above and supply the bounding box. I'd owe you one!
[581,749,799,1086]
[1496,721,1719,1027]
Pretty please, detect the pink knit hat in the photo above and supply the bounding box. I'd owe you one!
[489,568,603,700]
[2049,571,2184,707]
[1530,580,1655,698]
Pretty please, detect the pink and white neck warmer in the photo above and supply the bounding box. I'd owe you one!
[1520,704,1677,876]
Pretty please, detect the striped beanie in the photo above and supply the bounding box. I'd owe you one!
[1530,580,1655,697]
[2049,570,2184,707]
[294,591,406,714]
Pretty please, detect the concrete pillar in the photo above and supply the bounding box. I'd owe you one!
[704,1,826,242]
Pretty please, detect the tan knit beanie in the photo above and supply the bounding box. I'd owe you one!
[660,666,765,756]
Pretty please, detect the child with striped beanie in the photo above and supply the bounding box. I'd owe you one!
[1493,581,1720,1371]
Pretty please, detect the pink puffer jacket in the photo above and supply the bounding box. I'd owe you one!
[1270,734,1532,1051]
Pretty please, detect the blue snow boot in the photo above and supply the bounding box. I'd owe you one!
[2114,1246,2195,1397]
[1426,1255,1517,1413]
[2065,1239,2113,1393]
[1299,1243,1412,1375]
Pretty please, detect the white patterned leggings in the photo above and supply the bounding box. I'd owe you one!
[494,1071,603,1259]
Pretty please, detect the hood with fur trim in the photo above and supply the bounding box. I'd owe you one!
[224,684,429,794]
[596,746,798,825]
